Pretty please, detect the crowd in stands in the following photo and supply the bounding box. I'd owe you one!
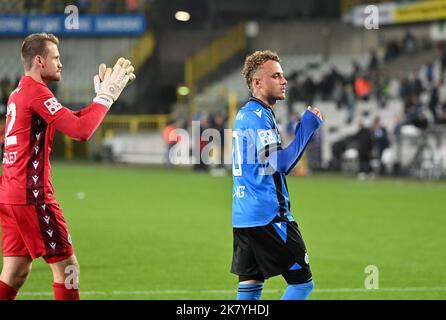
[0,0,147,14]
[287,31,446,127]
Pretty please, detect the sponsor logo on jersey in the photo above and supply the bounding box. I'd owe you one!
[50,242,57,249]
[43,216,50,224]
[44,97,62,115]
[47,229,54,237]
[257,129,278,147]
[32,175,39,184]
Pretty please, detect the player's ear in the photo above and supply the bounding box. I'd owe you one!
[34,55,45,69]
[253,78,261,89]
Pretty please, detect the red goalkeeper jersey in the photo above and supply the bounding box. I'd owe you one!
[0,76,108,205]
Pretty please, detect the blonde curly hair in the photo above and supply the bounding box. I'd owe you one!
[242,50,280,92]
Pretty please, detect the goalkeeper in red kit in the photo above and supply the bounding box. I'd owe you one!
[0,33,136,300]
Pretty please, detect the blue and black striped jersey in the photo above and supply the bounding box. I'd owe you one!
[232,97,321,228]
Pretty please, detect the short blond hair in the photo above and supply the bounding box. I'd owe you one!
[242,50,280,92]
[21,33,59,71]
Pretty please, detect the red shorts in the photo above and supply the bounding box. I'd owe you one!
[0,203,74,264]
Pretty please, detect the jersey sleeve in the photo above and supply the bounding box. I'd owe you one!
[30,85,108,141]
[269,110,322,174]
[249,113,281,163]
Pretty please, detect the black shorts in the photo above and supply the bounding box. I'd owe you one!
[231,216,312,284]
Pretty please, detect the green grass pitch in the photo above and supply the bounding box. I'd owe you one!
[1,163,445,300]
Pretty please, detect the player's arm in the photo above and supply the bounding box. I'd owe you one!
[32,58,136,141]
[268,108,322,175]
[51,103,108,141]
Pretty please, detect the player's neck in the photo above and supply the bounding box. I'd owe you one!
[25,70,48,86]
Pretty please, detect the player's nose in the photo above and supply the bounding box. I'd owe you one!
[281,76,287,85]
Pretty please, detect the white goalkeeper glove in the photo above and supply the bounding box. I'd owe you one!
[94,63,107,95]
[93,58,136,109]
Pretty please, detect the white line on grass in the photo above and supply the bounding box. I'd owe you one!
[18,287,446,297]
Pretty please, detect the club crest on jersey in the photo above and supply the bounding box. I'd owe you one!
[44,97,62,115]
[258,129,278,147]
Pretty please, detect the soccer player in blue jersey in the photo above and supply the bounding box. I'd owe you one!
[231,50,323,300]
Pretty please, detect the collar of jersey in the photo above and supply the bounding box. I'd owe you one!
[248,97,279,120]
[248,97,273,112]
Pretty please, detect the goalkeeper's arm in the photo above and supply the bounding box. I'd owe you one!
[52,58,136,141]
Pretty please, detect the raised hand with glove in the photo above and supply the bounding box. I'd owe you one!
[93,57,136,109]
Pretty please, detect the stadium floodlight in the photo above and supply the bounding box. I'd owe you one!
[175,11,191,22]
[177,86,190,96]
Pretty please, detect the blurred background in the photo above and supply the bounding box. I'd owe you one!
[1,0,446,180]
[0,0,446,300]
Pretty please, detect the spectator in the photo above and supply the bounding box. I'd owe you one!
[371,116,390,175]
[301,75,316,106]
[403,30,417,54]
[354,73,372,100]
[428,83,439,123]
[354,121,373,177]
[126,0,140,12]
[425,59,434,86]
[286,72,300,116]
[368,50,379,72]
[438,102,446,124]
[330,134,356,171]
[285,111,300,141]
[344,83,356,124]
[406,95,428,130]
